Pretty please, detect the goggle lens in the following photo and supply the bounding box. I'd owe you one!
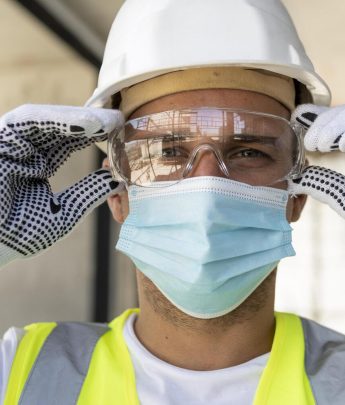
[108,108,305,187]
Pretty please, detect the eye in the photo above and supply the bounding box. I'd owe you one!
[162,147,180,158]
[227,148,270,159]
[162,147,188,158]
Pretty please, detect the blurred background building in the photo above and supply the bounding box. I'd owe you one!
[0,0,344,335]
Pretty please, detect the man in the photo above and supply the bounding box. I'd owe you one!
[1,0,345,404]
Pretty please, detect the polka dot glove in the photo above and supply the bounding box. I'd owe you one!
[289,104,345,218]
[0,104,124,268]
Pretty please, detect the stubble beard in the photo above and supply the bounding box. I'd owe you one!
[137,269,276,334]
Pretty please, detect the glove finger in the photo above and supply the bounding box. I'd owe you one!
[39,107,123,173]
[291,104,329,152]
[0,125,36,161]
[314,126,345,153]
[0,169,124,261]
[339,132,345,152]
[1,152,47,178]
[57,168,125,233]
[305,107,345,152]
[1,104,124,158]
[0,178,55,255]
[288,166,345,218]
[291,104,328,130]
[0,152,49,224]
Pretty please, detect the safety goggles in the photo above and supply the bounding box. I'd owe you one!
[108,108,305,187]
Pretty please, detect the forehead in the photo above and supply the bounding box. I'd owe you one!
[129,89,291,120]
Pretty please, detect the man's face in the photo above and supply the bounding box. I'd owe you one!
[107,88,306,224]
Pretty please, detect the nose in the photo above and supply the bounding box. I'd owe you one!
[185,147,229,179]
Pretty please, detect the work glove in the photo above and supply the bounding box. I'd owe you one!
[0,104,124,268]
[288,104,345,218]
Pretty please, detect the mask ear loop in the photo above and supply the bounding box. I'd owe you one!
[182,143,230,179]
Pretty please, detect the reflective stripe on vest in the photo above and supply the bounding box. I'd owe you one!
[5,310,345,404]
[4,321,110,405]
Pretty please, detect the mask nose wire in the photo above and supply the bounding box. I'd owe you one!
[182,143,230,179]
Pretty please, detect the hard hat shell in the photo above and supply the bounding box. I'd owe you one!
[86,0,331,110]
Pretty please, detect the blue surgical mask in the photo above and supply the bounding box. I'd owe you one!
[116,177,295,319]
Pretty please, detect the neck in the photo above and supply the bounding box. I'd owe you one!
[133,271,276,371]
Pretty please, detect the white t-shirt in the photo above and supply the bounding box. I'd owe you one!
[123,313,269,405]
[0,327,26,405]
[0,316,269,405]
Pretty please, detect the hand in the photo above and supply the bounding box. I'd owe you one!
[0,104,124,268]
[292,104,345,152]
[288,104,345,218]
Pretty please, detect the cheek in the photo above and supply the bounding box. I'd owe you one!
[121,192,130,221]
[285,196,295,222]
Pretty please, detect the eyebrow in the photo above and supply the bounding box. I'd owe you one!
[127,132,189,142]
[232,135,277,145]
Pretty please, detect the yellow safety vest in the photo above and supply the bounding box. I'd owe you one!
[4,310,319,404]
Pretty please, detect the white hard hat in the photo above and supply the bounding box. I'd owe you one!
[86,0,331,111]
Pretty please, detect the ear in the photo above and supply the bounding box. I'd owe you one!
[102,158,129,223]
[289,193,308,222]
